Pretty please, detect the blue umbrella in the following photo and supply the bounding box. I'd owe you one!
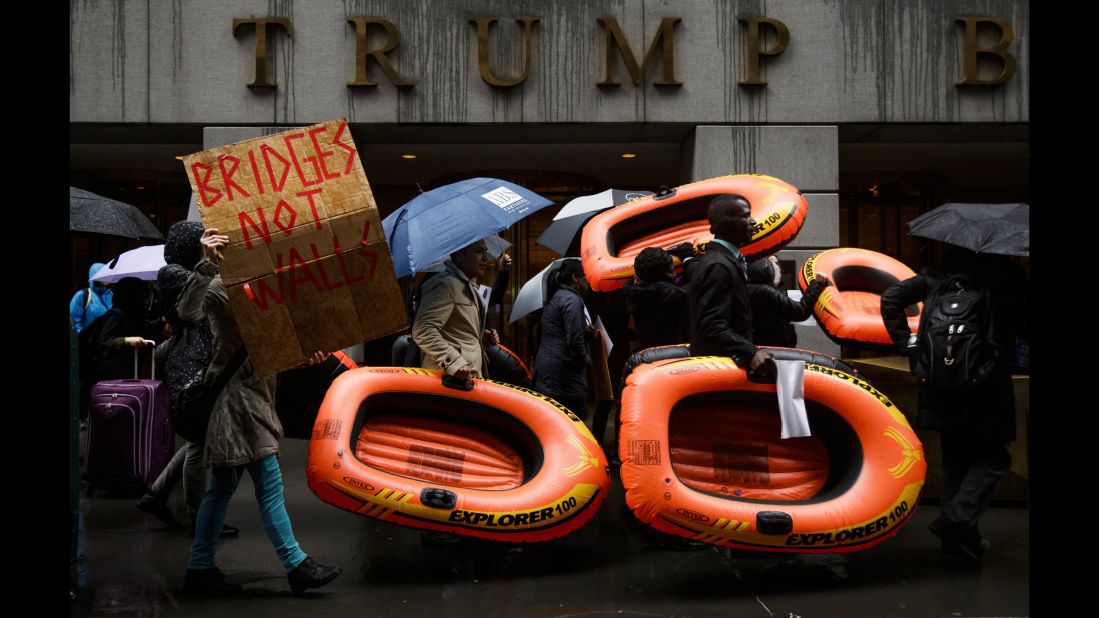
[383,178,553,277]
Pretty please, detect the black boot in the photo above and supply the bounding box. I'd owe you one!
[929,519,989,564]
[287,557,341,595]
[183,568,242,596]
[138,492,181,528]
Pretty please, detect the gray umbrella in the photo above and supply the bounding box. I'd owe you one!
[536,189,652,256]
[907,202,1029,256]
[69,187,164,241]
[509,258,581,323]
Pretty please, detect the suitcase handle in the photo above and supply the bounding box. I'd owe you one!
[133,347,155,381]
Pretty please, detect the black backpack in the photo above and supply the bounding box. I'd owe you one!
[912,273,999,391]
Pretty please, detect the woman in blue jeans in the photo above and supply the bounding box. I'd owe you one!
[177,228,340,596]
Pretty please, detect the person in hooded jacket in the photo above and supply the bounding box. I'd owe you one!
[70,263,113,333]
[624,247,691,352]
[746,255,831,348]
[85,276,157,384]
[177,228,340,596]
[533,260,591,420]
[137,221,238,537]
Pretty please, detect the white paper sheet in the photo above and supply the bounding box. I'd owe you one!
[592,315,613,356]
[775,359,811,439]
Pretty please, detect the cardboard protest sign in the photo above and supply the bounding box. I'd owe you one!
[183,119,407,376]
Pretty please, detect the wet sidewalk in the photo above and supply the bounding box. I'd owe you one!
[71,438,1029,617]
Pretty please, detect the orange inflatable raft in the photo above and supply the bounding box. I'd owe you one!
[619,347,925,553]
[798,248,922,349]
[276,351,358,440]
[307,367,611,542]
[485,343,533,388]
[581,174,808,291]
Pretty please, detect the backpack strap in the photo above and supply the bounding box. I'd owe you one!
[980,280,999,354]
[913,270,943,342]
[207,345,249,397]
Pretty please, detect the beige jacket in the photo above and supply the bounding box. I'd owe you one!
[412,260,489,377]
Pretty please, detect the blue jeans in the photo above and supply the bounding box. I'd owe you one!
[187,453,307,572]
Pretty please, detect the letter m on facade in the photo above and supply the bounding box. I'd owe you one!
[597,17,682,87]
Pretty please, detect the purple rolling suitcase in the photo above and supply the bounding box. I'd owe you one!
[83,348,173,493]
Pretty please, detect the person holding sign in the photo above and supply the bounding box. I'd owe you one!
[412,239,500,381]
[177,228,341,596]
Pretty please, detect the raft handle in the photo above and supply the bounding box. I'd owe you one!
[653,185,677,200]
[746,366,777,384]
[421,488,458,510]
[756,511,793,535]
[442,375,475,391]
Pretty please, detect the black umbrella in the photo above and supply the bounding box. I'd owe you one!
[69,187,164,241]
[907,202,1029,256]
[536,189,652,256]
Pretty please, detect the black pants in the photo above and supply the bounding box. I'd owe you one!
[590,401,615,450]
[550,393,588,422]
[589,341,630,452]
[935,424,1012,541]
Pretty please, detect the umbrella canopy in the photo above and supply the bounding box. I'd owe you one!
[383,178,553,277]
[91,245,166,283]
[509,258,581,323]
[419,234,512,273]
[907,203,1029,256]
[553,189,652,220]
[537,189,653,256]
[69,187,164,241]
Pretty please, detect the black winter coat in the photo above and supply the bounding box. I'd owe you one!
[624,279,689,351]
[880,257,1024,442]
[88,307,150,383]
[533,286,589,400]
[687,243,757,365]
[746,258,825,348]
